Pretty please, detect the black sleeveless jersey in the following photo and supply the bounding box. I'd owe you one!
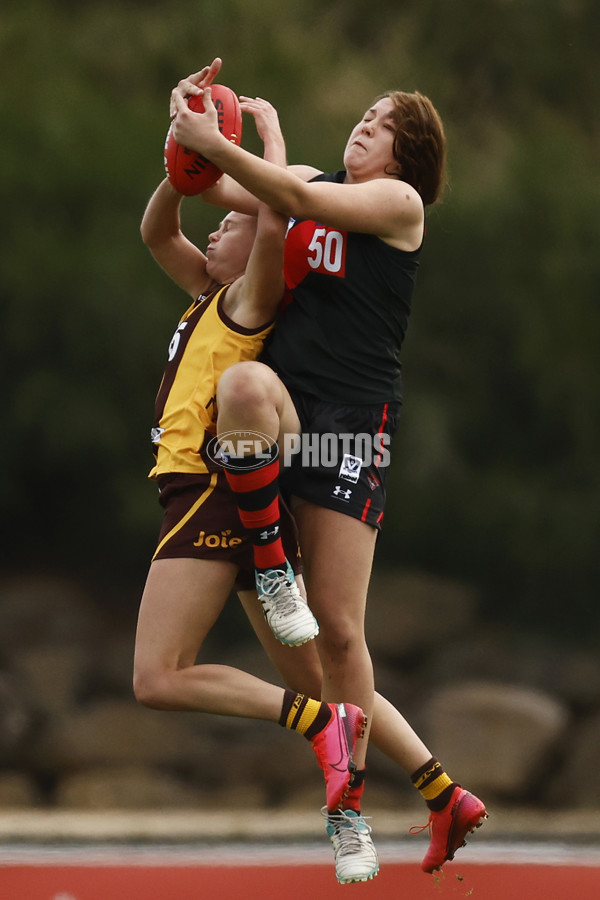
[261,171,421,405]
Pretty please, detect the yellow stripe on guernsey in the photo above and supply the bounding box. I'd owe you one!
[149,286,273,479]
[152,472,219,560]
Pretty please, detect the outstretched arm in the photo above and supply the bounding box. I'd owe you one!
[170,64,320,214]
[199,163,321,215]
[225,98,289,329]
[167,59,258,215]
[170,77,423,242]
[140,59,226,299]
[140,179,213,299]
[201,174,262,215]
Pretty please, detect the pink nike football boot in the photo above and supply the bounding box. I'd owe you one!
[311,702,367,811]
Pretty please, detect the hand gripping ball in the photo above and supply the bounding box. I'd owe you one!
[164,84,242,195]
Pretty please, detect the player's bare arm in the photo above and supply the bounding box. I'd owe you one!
[171,86,423,248]
[140,179,213,299]
[225,98,288,329]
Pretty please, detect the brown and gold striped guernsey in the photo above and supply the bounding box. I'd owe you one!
[149,284,273,479]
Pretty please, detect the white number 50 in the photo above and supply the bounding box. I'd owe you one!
[307,228,344,273]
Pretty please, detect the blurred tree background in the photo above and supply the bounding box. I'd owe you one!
[2,0,599,639]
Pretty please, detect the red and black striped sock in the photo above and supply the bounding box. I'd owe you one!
[224,443,286,572]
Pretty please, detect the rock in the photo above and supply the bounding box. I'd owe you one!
[86,630,136,699]
[27,699,215,772]
[0,672,38,763]
[365,570,479,659]
[55,765,204,810]
[0,576,108,653]
[1,567,598,815]
[542,649,600,709]
[191,717,318,804]
[547,711,600,808]
[11,645,91,715]
[425,680,569,799]
[0,771,39,807]
[426,627,600,709]
[200,782,268,810]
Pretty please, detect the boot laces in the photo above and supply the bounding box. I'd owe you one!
[256,568,301,616]
[409,816,433,837]
[323,808,372,855]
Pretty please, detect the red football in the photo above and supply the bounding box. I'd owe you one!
[164,84,242,196]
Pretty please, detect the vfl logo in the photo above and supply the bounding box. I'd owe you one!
[339,453,363,484]
[332,485,352,502]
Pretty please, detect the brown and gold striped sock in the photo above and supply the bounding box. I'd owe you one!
[279,690,332,739]
[411,757,456,811]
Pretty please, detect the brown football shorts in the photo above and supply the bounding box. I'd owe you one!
[151,471,302,591]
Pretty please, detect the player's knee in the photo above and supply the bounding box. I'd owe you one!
[132,668,168,710]
[317,619,362,662]
[217,361,275,412]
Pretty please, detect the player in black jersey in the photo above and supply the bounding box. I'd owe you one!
[134,89,367,834]
[170,59,487,881]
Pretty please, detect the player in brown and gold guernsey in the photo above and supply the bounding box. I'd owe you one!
[134,78,367,834]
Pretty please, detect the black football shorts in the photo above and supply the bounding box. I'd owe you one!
[279,389,401,529]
